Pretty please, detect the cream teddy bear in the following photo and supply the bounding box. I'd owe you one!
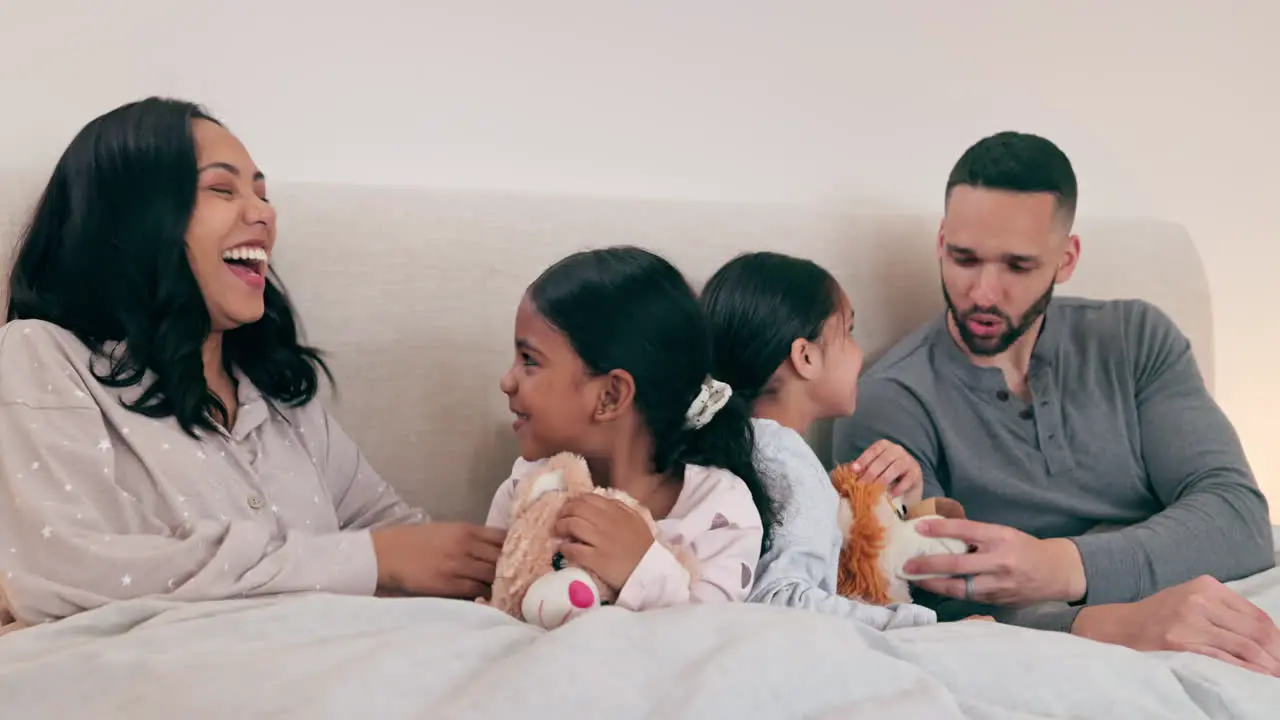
[482,452,699,629]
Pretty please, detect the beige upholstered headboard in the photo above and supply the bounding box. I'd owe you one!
[0,174,1214,523]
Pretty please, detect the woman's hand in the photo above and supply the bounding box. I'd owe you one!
[852,439,924,505]
[554,495,655,592]
[0,603,27,637]
[371,522,507,599]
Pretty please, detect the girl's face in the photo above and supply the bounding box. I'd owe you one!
[499,295,603,461]
[809,291,864,419]
[185,119,277,332]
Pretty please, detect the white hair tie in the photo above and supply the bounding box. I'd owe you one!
[684,376,733,430]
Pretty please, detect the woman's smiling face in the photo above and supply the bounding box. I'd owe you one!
[185,118,277,332]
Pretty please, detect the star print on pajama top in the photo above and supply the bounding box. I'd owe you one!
[0,319,429,627]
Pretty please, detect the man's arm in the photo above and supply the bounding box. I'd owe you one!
[1070,301,1274,605]
[831,378,945,498]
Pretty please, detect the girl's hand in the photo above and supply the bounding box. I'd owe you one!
[852,439,924,505]
[555,495,655,591]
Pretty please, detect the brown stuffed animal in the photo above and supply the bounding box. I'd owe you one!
[830,462,969,606]
[482,452,700,629]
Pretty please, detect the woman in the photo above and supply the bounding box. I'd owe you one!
[0,97,504,629]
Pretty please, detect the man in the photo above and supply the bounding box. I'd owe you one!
[832,130,1280,675]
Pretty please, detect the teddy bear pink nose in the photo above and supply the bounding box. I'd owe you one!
[568,580,595,609]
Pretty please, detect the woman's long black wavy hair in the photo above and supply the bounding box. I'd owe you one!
[528,246,776,553]
[5,96,329,436]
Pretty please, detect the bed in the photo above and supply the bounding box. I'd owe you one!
[1,177,1276,717]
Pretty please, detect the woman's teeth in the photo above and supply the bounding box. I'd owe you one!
[222,246,269,264]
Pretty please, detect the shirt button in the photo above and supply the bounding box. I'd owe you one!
[1019,409,1033,420]
[247,495,264,511]
[996,391,1009,401]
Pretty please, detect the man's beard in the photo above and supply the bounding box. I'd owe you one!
[942,279,1055,357]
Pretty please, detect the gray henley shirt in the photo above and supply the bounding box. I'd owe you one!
[831,296,1274,632]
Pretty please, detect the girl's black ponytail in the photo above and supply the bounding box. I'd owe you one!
[528,245,778,554]
[669,382,775,554]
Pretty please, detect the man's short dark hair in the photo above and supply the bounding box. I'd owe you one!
[945,131,1078,225]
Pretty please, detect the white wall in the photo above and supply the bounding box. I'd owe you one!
[3,0,1278,516]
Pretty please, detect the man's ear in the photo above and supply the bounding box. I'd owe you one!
[1054,233,1081,285]
[594,369,636,422]
[787,337,823,381]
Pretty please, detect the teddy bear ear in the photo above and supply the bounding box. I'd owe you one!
[511,463,561,515]
[511,453,592,515]
[537,451,592,492]
[561,455,593,492]
[524,469,568,505]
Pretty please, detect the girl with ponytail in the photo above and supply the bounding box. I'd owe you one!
[701,251,937,630]
[486,246,775,611]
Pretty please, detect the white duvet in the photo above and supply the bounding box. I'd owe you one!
[1,567,1277,719]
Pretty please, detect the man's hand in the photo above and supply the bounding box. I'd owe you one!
[1073,575,1280,677]
[904,518,1087,606]
[371,522,507,600]
[555,494,656,592]
[852,439,924,504]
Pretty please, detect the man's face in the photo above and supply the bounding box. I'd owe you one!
[938,185,1080,356]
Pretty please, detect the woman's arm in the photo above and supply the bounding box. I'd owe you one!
[0,402,380,625]
[313,407,430,530]
[0,592,24,636]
